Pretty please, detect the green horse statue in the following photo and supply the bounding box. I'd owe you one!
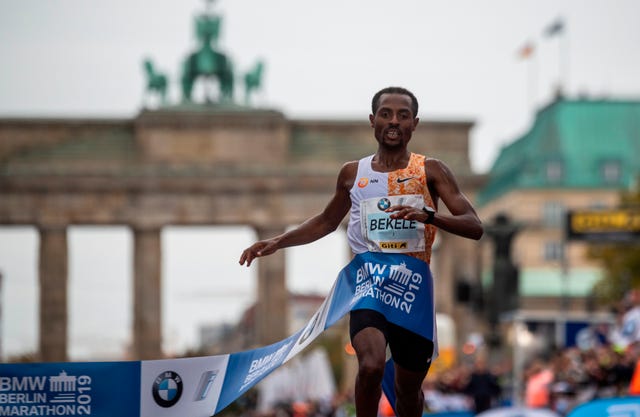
[181,12,234,103]
[143,58,168,104]
[244,60,264,105]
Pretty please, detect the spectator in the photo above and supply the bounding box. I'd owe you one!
[464,356,501,414]
[611,289,640,351]
[524,358,554,408]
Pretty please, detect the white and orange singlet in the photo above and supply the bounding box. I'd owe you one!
[347,152,437,264]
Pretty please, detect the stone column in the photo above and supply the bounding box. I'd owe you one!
[132,227,163,359]
[38,226,68,362]
[255,226,289,346]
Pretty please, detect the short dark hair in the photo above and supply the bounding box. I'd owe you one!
[371,87,419,117]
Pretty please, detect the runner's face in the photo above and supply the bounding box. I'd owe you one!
[370,93,418,149]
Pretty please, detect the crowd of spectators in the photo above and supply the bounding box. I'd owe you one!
[237,342,638,417]
[420,342,638,415]
[233,290,640,417]
[420,289,640,415]
[243,341,637,417]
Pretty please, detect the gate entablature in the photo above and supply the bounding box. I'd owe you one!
[134,108,290,166]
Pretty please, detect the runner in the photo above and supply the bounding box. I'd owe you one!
[240,86,483,417]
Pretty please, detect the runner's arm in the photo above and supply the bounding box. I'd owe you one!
[239,162,356,266]
[426,158,483,240]
[387,158,482,240]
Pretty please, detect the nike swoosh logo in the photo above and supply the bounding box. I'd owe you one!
[396,177,417,183]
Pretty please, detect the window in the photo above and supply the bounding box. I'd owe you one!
[546,161,564,183]
[601,160,621,184]
[542,201,565,227]
[588,201,608,210]
[543,241,564,262]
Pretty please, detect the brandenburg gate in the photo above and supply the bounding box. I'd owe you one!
[0,3,484,362]
[0,108,482,361]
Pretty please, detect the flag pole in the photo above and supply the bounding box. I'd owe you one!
[544,17,567,97]
[529,46,538,110]
[560,27,569,97]
[517,42,537,113]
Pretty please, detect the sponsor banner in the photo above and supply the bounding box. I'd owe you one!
[348,252,436,341]
[0,361,140,417]
[215,334,300,412]
[140,355,230,417]
[0,252,435,417]
[566,396,640,417]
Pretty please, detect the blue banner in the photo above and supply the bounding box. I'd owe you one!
[566,396,640,417]
[0,252,436,417]
[0,361,140,416]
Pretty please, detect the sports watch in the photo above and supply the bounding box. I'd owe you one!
[422,206,436,224]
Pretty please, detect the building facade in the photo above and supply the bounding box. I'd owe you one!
[476,98,640,351]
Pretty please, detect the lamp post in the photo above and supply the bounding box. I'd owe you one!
[485,213,521,346]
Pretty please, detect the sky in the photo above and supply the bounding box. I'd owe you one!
[1,0,640,360]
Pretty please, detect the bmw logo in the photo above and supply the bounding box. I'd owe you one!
[152,371,183,408]
[377,198,391,211]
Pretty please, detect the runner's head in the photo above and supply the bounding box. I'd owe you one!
[371,87,418,118]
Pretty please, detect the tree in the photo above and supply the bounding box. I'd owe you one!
[589,186,640,305]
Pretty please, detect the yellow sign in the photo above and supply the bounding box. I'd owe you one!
[567,209,640,241]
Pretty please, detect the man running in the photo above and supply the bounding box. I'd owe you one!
[240,86,483,417]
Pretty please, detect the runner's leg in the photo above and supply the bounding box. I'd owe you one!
[393,364,429,417]
[352,327,387,417]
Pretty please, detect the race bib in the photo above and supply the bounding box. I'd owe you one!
[360,195,426,253]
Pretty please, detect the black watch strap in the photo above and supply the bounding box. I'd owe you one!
[422,207,435,224]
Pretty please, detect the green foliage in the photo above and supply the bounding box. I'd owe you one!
[589,244,640,303]
[589,185,640,304]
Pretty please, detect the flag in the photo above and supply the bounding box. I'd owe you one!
[544,18,565,37]
[517,42,534,59]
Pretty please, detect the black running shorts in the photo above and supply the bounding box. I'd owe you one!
[349,308,434,372]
